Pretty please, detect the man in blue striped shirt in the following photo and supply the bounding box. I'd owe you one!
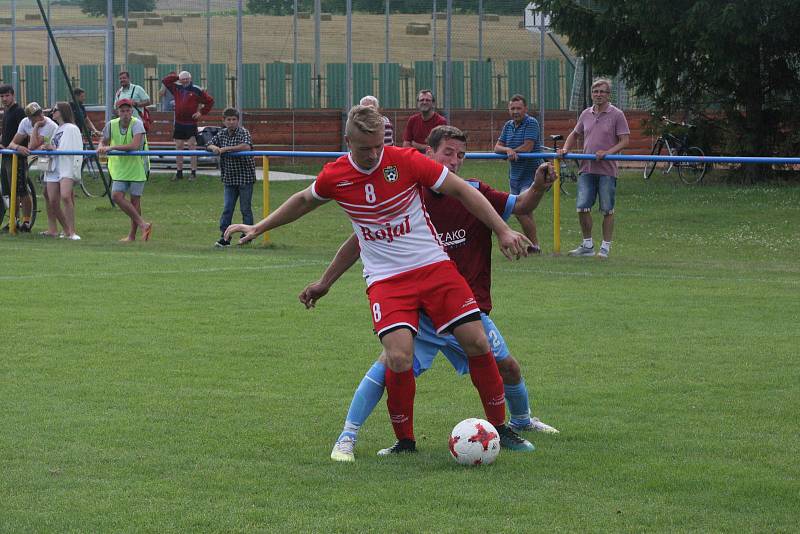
[494,94,543,252]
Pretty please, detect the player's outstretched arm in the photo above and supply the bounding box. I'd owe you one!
[438,173,532,259]
[514,162,556,215]
[299,234,361,309]
[225,185,326,244]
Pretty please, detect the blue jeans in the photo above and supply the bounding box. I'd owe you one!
[219,183,254,234]
[576,173,616,214]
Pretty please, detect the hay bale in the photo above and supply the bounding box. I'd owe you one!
[406,22,430,36]
[297,11,311,19]
[116,20,139,28]
[0,17,12,25]
[185,13,202,18]
[482,13,500,22]
[399,65,414,77]
[25,13,41,21]
[129,11,150,18]
[320,13,332,21]
[143,17,163,26]
[163,15,183,23]
[128,51,158,68]
[431,12,447,20]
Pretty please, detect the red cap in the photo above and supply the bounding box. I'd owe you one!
[115,98,135,109]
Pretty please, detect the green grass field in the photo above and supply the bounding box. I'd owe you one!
[2,163,799,532]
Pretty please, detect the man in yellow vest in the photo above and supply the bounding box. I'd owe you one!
[98,99,153,241]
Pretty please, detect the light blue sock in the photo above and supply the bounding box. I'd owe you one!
[504,380,532,427]
[337,361,387,442]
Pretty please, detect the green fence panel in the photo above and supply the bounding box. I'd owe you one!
[24,65,45,106]
[378,63,400,108]
[414,61,434,95]
[157,64,177,79]
[469,61,492,109]
[207,63,227,108]
[266,63,286,109]
[508,60,531,103]
[564,60,575,108]
[326,63,346,109]
[241,63,261,108]
[442,61,465,108]
[78,65,100,104]
[54,66,71,102]
[1,65,12,84]
[545,59,561,109]
[126,64,145,86]
[353,63,373,106]
[292,63,312,108]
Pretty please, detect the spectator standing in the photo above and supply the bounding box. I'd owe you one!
[97,99,152,242]
[206,108,256,248]
[494,94,543,252]
[162,70,215,181]
[70,87,101,139]
[558,78,630,259]
[114,71,151,122]
[6,102,58,233]
[0,84,33,231]
[41,102,83,240]
[159,82,175,112]
[402,89,447,152]
[359,95,393,145]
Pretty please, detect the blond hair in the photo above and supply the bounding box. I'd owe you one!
[345,105,384,137]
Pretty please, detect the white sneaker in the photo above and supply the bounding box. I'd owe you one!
[66,234,81,241]
[509,417,560,434]
[568,244,595,257]
[597,247,609,259]
[330,436,356,462]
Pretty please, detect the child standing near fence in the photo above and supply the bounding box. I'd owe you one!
[206,108,256,248]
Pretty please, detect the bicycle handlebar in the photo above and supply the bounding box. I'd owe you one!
[661,116,696,129]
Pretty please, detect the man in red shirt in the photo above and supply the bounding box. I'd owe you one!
[162,70,214,181]
[402,89,447,152]
[225,106,532,457]
[299,125,558,461]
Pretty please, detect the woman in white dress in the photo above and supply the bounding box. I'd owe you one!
[42,102,84,240]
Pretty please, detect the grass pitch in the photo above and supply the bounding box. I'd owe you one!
[1,163,799,532]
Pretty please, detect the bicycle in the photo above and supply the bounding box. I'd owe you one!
[0,159,39,232]
[547,134,580,196]
[644,117,708,184]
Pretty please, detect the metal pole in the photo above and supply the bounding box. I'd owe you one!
[11,0,18,94]
[206,0,211,85]
[47,0,54,103]
[236,0,243,115]
[477,0,483,109]
[444,0,452,120]
[346,0,352,107]
[538,10,545,138]
[106,0,114,121]
[432,0,437,95]
[314,0,321,108]
[124,0,128,69]
[293,0,298,108]
[384,0,390,66]
[384,0,390,106]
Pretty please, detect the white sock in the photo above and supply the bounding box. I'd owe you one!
[582,238,594,248]
[601,240,612,251]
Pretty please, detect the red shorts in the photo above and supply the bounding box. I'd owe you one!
[366,260,480,337]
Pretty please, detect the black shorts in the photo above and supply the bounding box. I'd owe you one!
[173,123,199,141]
[0,156,29,197]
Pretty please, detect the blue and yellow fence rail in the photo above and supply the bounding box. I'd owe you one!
[3,148,799,248]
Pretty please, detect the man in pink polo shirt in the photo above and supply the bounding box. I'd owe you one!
[558,78,629,259]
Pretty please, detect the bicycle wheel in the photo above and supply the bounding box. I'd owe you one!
[643,140,663,180]
[677,146,706,185]
[79,156,108,198]
[558,158,580,196]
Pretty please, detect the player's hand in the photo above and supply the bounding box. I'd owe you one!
[207,145,221,155]
[96,146,110,155]
[15,146,31,156]
[224,223,257,244]
[298,281,330,309]
[595,149,608,160]
[506,148,519,162]
[497,228,532,260]
[192,112,201,120]
[534,162,556,189]
[556,148,567,158]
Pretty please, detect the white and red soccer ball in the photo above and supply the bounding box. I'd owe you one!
[449,418,500,466]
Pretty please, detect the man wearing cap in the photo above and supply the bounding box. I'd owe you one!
[97,99,152,242]
[5,101,58,233]
[161,70,214,181]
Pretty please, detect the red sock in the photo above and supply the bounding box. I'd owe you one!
[468,352,506,428]
[385,368,416,441]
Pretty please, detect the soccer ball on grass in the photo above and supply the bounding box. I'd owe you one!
[449,418,500,466]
